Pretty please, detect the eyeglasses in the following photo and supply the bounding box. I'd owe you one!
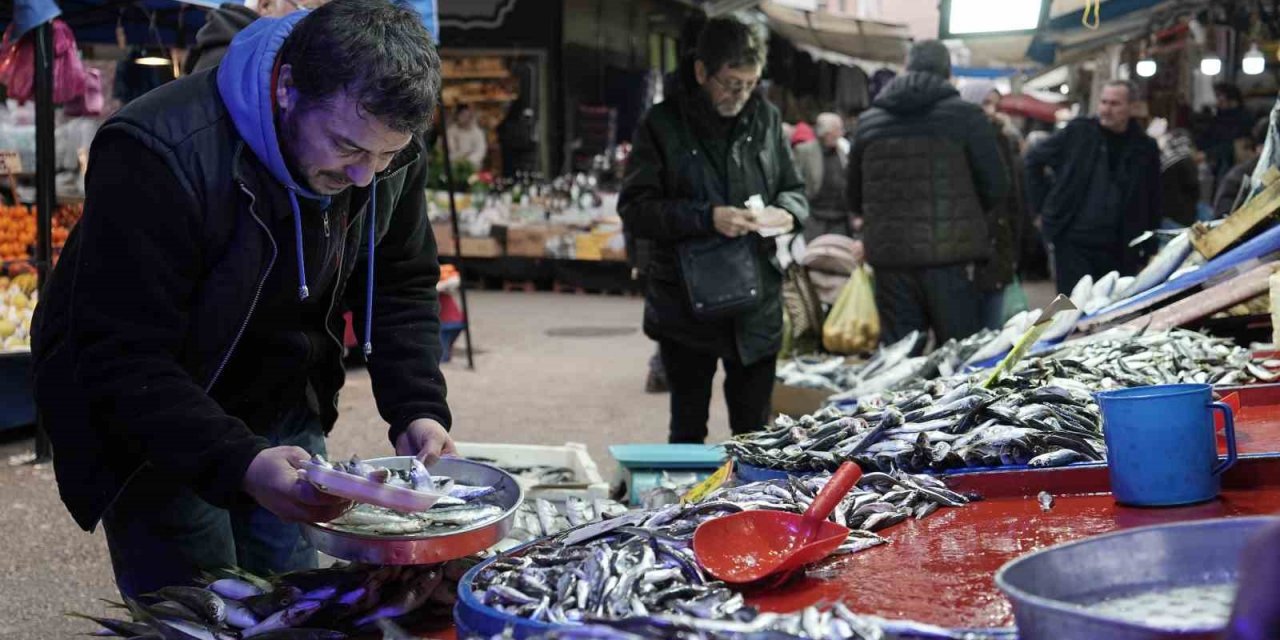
[709,73,759,96]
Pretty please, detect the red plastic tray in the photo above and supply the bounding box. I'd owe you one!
[746,456,1280,630]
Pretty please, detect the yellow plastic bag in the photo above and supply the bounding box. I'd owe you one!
[822,266,880,354]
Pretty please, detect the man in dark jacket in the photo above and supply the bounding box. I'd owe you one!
[1025,80,1162,294]
[847,40,1009,351]
[32,0,454,597]
[619,16,808,444]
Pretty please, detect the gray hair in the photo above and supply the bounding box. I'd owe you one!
[815,113,843,137]
[1104,79,1141,103]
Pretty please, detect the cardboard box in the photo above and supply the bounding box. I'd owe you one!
[506,225,565,258]
[433,223,500,258]
[770,382,833,419]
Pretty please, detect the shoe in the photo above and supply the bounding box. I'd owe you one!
[645,370,669,394]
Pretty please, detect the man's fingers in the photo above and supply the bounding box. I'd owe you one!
[295,478,350,506]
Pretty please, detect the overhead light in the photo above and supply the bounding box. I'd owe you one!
[1136,59,1157,78]
[1243,44,1266,75]
[133,45,171,67]
[1200,56,1222,76]
[1059,84,1069,95]
[941,0,1048,37]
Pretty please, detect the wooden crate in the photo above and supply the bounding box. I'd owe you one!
[1191,167,1280,260]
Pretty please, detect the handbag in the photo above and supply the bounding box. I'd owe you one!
[677,234,762,321]
[781,236,825,355]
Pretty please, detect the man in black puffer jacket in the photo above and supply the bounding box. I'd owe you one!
[847,41,1009,351]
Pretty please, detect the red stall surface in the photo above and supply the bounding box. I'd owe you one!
[1223,383,1280,454]
[745,458,1280,630]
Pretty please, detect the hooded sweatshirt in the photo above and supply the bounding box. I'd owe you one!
[210,13,363,430]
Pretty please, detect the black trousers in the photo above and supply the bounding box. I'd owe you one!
[659,340,776,444]
[1052,241,1125,295]
[874,265,981,355]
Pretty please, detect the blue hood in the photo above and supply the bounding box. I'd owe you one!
[216,12,381,357]
[217,11,328,201]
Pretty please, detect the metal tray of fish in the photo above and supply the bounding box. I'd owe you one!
[302,457,522,565]
[996,516,1278,640]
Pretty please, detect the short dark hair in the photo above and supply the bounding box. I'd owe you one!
[281,0,441,133]
[1214,82,1244,105]
[1105,79,1140,103]
[696,15,767,75]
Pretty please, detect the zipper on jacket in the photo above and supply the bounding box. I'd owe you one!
[322,210,330,238]
[205,182,279,392]
[324,208,365,414]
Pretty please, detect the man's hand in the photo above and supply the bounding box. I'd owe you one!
[395,418,456,464]
[713,207,760,238]
[242,446,351,523]
[752,207,794,234]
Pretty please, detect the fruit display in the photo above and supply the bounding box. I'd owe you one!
[0,204,35,264]
[0,272,36,352]
[0,202,81,275]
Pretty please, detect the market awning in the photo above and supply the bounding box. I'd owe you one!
[2,0,212,46]
[957,0,1210,68]
[760,1,910,64]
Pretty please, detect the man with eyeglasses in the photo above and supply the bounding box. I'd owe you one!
[620,15,808,444]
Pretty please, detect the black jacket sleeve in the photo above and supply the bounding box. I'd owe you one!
[65,131,269,508]
[768,109,810,225]
[346,152,452,447]
[618,110,716,241]
[962,107,1011,212]
[1024,124,1071,215]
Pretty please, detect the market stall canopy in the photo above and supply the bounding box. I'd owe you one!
[958,0,1210,68]
[761,0,910,64]
[2,0,213,46]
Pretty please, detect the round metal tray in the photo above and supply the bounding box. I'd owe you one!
[302,457,522,565]
[997,516,1279,640]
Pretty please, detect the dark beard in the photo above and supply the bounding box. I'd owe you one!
[277,109,314,193]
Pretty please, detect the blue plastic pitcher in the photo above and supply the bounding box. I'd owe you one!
[1095,383,1238,507]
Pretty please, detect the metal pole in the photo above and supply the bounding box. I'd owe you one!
[437,106,475,370]
[32,22,55,463]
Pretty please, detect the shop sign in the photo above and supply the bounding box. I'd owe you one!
[439,0,518,30]
[0,151,22,175]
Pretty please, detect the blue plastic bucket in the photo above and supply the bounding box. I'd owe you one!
[1095,383,1238,507]
[454,550,564,639]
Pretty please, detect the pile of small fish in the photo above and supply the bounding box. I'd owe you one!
[467,457,579,485]
[1028,328,1277,389]
[507,497,631,545]
[311,454,441,492]
[469,472,969,638]
[72,559,478,638]
[783,328,1006,401]
[745,328,1280,473]
[728,380,1105,474]
[310,455,506,537]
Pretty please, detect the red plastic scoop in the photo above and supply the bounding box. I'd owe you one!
[693,461,863,585]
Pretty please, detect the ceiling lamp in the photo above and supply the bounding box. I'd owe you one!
[1059,84,1069,95]
[1199,55,1222,76]
[133,45,171,67]
[1243,43,1266,75]
[1136,59,1157,78]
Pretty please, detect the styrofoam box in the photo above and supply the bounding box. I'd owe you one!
[454,441,610,503]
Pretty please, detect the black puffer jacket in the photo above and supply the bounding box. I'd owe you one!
[618,66,808,365]
[847,72,1009,269]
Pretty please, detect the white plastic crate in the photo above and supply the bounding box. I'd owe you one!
[454,441,610,503]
